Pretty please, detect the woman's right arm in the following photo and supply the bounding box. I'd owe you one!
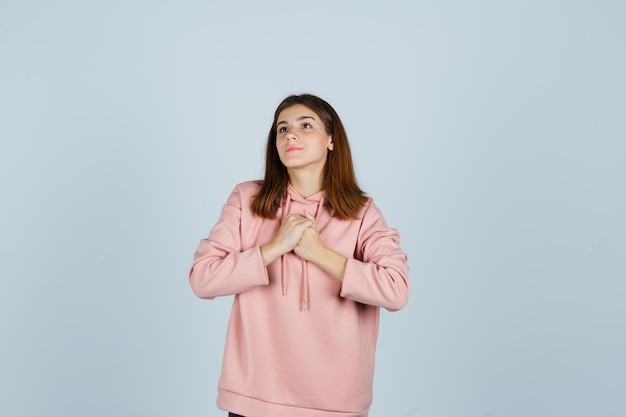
[188,185,269,300]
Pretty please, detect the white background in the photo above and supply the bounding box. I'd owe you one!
[1,1,624,416]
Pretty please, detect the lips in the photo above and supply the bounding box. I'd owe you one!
[286,146,303,152]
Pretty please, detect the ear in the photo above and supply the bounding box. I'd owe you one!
[328,136,334,151]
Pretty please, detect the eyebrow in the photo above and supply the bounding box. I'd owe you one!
[276,115,316,126]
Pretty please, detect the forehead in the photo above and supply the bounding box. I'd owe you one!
[277,104,320,122]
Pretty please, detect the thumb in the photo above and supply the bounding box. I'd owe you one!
[304,210,315,220]
[304,211,318,229]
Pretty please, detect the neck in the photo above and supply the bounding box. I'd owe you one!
[287,168,323,198]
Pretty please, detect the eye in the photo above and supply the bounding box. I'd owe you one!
[278,126,287,133]
[302,123,312,129]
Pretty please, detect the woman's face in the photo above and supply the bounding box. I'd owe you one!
[275,104,334,174]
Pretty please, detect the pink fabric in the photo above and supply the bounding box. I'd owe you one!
[189,181,409,417]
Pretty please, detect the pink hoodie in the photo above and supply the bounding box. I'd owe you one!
[189,181,409,417]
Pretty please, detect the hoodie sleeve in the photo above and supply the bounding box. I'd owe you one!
[339,199,409,311]
[188,184,269,299]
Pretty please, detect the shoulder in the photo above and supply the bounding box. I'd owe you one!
[357,196,379,216]
[224,180,263,207]
[233,180,263,196]
[356,196,390,228]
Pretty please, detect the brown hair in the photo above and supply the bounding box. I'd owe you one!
[251,94,368,219]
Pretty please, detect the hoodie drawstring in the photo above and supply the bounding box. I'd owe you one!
[301,261,309,311]
[280,194,292,297]
[279,187,325,312]
[301,194,323,311]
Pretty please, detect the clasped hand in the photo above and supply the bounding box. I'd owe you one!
[276,212,324,263]
[260,211,347,281]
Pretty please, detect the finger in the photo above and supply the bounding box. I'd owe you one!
[303,211,318,230]
[285,213,306,221]
[282,215,306,228]
[285,216,312,233]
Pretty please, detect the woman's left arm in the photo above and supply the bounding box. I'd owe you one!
[339,201,409,312]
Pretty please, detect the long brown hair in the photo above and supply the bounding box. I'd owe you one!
[251,94,367,219]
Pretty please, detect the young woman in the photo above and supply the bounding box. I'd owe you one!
[189,94,409,417]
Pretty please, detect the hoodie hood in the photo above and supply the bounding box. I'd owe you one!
[280,183,325,311]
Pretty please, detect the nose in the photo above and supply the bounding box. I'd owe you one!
[286,132,297,141]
